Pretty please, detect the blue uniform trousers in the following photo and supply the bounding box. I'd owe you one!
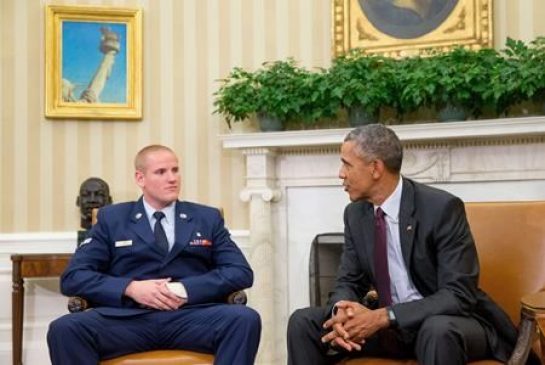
[48,304,261,365]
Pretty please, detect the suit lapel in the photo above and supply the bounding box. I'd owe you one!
[399,178,417,269]
[359,203,377,277]
[129,199,154,244]
[166,201,195,260]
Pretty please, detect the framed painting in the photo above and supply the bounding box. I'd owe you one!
[45,5,142,119]
[332,0,493,57]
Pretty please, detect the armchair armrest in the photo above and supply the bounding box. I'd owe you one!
[506,291,545,365]
[226,290,247,305]
[67,296,90,313]
[67,290,248,313]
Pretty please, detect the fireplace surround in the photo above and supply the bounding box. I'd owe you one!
[309,232,344,307]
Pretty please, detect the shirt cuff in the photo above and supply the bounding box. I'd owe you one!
[166,282,188,299]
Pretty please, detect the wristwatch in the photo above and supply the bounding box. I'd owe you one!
[386,306,398,327]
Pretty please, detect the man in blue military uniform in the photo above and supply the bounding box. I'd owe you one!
[48,144,261,365]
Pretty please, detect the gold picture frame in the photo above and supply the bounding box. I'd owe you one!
[45,5,142,119]
[332,0,493,57]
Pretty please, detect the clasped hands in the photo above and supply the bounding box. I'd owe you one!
[125,278,186,311]
[321,300,389,352]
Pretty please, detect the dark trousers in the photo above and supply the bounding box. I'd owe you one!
[48,304,261,365]
[287,307,490,365]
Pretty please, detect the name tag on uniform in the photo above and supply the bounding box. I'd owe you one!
[115,240,133,247]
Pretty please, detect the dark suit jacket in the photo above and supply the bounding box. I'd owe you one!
[61,198,253,317]
[328,178,517,361]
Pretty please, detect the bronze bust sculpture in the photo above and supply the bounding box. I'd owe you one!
[76,177,113,230]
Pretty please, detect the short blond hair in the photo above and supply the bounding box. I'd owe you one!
[134,145,175,172]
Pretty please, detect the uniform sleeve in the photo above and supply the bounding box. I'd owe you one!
[180,208,254,304]
[60,208,133,307]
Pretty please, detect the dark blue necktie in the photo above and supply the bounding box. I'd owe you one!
[153,211,169,255]
[374,207,392,307]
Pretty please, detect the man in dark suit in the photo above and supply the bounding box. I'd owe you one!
[48,145,261,365]
[287,124,517,364]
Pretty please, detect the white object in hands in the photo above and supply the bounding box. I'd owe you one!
[166,282,187,299]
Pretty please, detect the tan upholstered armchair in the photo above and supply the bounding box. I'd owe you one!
[341,201,545,365]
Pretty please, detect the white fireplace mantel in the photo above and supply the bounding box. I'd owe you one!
[222,116,545,150]
[221,116,545,365]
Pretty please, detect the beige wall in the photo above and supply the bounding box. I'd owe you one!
[0,0,544,233]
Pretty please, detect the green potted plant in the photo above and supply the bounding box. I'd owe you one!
[528,37,545,114]
[491,37,545,116]
[396,47,502,122]
[463,47,501,119]
[431,47,501,121]
[214,59,332,131]
[214,37,545,131]
[523,36,545,113]
[213,67,258,129]
[329,51,395,126]
[253,59,314,131]
[485,40,526,117]
[395,55,435,120]
[287,69,341,127]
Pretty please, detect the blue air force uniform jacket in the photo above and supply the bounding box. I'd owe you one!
[61,198,253,317]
